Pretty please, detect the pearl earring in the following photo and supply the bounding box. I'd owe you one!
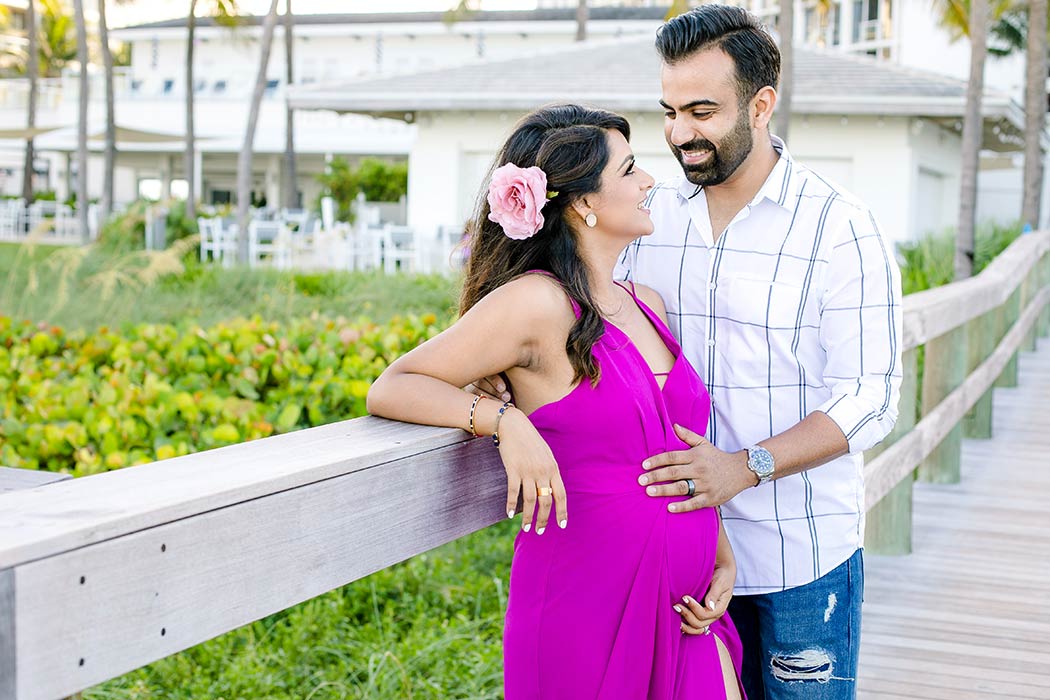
[585,213,598,228]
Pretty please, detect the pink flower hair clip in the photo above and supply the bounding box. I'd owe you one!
[486,163,559,240]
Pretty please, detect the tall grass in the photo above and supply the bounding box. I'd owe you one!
[87,520,515,700]
[0,243,460,330]
[897,220,1022,295]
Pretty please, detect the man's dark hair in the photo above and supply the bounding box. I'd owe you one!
[656,4,781,105]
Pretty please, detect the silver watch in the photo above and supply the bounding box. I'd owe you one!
[745,445,775,486]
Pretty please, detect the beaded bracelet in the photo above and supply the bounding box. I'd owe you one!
[492,401,514,447]
[468,395,487,437]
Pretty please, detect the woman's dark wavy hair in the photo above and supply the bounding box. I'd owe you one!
[459,104,630,386]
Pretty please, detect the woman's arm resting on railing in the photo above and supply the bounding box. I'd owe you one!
[366,274,574,534]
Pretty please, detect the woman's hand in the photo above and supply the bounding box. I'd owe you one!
[678,516,736,634]
[498,408,567,534]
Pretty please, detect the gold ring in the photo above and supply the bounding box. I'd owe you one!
[536,486,553,498]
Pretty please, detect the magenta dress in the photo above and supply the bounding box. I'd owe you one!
[503,277,744,699]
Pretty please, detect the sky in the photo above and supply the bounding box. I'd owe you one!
[107,0,540,29]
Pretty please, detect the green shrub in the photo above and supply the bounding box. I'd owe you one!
[164,199,201,243]
[315,156,359,222]
[357,158,408,203]
[315,157,410,223]
[0,311,443,475]
[897,220,1022,295]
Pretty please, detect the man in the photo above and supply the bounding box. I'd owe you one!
[617,6,902,699]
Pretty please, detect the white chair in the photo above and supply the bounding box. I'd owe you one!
[278,208,309,231]
[198,217,220,262]
[26,200,56,237]
[382,224,417,274]
[199,217,238,266]
[248,219,290,269]
[0,201,22,240]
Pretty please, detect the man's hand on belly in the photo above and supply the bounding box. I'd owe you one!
[638,424,754,512]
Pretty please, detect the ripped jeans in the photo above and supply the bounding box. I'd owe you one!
[727,548,864,700]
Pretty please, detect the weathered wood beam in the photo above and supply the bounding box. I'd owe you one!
[865,285,1050,509]
[902,232,1050,351]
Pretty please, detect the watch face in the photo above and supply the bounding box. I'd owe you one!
[750,447,774,476]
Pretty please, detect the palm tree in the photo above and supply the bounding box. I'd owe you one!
[72,0,89,243]
[955,0,989,281]
[664,0,690,20]
[38,0,77,77]
[281,0,296,209]
[186,0,238,222]
[186,0,198,221]
[575,0,588,42]
[236,0,281,263]
[1022,0,1047,230]
[98,0,115,223]
[775,0,794,141]
[22,0,39,205]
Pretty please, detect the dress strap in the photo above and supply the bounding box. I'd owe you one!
[613,280,681,354]
[524,269,581,319]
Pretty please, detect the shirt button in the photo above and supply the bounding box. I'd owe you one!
[707,339,715,347]
[708,282,716,291]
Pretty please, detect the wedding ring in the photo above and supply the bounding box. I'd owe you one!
[537,486,553,498]
[684,479,696,497]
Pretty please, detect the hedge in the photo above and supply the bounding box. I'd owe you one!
[0,312,443,475]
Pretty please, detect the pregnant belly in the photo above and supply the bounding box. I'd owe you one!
[511,489,720,604]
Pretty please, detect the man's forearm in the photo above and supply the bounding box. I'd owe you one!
[754,411,849,483]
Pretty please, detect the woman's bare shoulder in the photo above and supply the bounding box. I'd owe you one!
[472,272,577,326]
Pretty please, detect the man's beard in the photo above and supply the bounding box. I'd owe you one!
[674,110,754,187]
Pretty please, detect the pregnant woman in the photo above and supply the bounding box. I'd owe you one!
[367,104,744,699]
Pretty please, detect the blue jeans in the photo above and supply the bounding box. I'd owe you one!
[727,548,864,700]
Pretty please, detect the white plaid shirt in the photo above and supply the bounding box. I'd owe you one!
[617,137,903,594]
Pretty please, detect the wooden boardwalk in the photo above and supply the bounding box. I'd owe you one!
[859,337,1050,699]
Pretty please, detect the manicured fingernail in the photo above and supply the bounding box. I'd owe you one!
[668,504,678,512]
[638,475,648,485]
[502,393,511,401]
[523,523,531,532]
[559,519,567,529]
[642,460,651,469]
[673,605,682,613]
[496,383,505,392]
[683,596,693,604]
[708,600,716,610]
[646,486,656,495]
[536,527,545,535]
[507,509,515,519]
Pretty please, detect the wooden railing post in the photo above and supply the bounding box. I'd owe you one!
[1039,253,1050,338]
[1021,266,1038,352]
[919,325,967,483]
[962,310,995,439]
[995,288,1021,388]
[864,347,918,554]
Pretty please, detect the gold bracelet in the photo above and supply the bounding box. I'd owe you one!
[468,395,487,437]
[492,401,514,447]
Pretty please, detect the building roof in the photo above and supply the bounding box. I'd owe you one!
[115,6,670,31]
[287,36,1025,133]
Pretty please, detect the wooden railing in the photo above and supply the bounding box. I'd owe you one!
[1,231,1048,700]
[863,230,1050,553]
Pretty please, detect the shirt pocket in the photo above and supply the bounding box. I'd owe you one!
[717,276,807,387]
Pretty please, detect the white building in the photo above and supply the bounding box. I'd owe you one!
[0,6,669,207]
[289,35,1030,247]
[0,2,1042,231]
